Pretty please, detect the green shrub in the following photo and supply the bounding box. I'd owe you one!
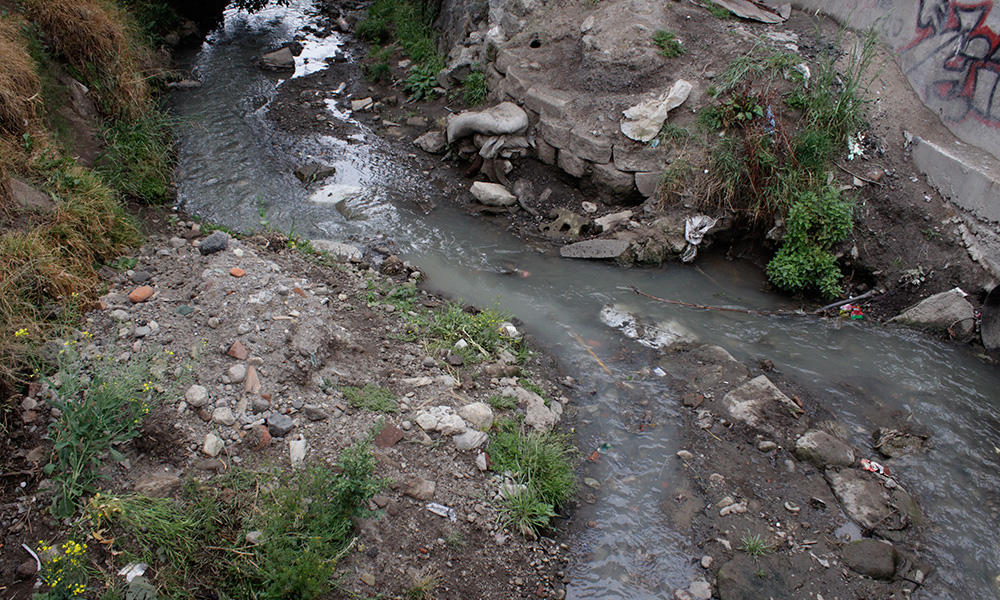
[404,62,440,101]
[766,185,853,298]
[44,341,160,516]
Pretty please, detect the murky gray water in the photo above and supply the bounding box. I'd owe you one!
[174,3,1000,598]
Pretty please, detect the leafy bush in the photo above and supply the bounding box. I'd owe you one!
[404,62,440,101]
[766,185,854,298]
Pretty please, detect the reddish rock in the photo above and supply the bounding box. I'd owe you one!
[21,410,39,423]
[245,425,271,451]
[128,286,154,303]
[230,267,246,277]
[227,340,249,360]
[292,287,307,297]
[374,424,404,448]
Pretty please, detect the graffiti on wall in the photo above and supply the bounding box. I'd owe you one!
[902,0,1000,127]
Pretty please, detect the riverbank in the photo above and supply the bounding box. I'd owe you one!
[3,0,996,598]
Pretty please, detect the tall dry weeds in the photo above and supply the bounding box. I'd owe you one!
[0,19,40,138]
[20,0,150,118]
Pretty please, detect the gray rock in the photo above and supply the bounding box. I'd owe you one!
[303,404,329,421]
[260,47,295,70]
[453,429,489,450]
[842,539,899,580]
[556,149,587,178]
[294,163,336,184]
[825,468,918,534]
[203,433,224,457]
[185,384,210,408]
[523,86,572,120]
[613,143,667,173]
[470,181,517,207]
[458,402,494,430]
[134,326,151,338]
[567,126,612,163]
[590,163,636,198]
[134,472,182,498]
[721,375,801,433]
[212,406,236,426]
[634,171,660,197]
[9,178,55,212]
[252,397,271,413]
[245,530,263,545]
[267,413,295,437]
[228,363,248,384]
[414,130,447,154]
[437,413,467,436]
[560,239,630,260]
[890,287,976,340]
[310,240,363,262]
[289,438,307,467]
[131,270,152,283]
[111,309,131,321]
[198,231,230,255]
[688,580,712,600]
[501,386,562,432]
[404,477,436,500]
[794,430,855,468]
[757,440,777,452]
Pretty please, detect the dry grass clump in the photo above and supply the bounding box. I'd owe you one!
[0,18,40,137]
[20,0,150,118]
[0,165,140,386]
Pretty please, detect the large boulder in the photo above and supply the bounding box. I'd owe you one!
[890,287,976,340]
[842,539,900,580]
[446,102,529,143]
[825,468,920,538]
[717,555,795,600]
[721,375,802,434]
[794,430,855,468]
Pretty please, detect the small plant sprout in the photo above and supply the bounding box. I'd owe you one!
[653,30,685,58]
[739,532,774,558]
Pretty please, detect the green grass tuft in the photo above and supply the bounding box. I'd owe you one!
[488,419,575,538]
[340,383,399,413]
[653,30,685,58]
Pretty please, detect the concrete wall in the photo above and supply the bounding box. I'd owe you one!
[791,0,1000,161]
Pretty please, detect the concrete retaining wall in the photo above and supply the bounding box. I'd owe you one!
[791,0,1000,162]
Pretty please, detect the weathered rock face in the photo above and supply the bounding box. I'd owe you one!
[825,468,920,539]
[794,430,855,468]
[721,375,803,435]
[890,287,976,340]
[559,239,630,259]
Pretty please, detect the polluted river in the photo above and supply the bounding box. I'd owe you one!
[172,3,1000,598]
